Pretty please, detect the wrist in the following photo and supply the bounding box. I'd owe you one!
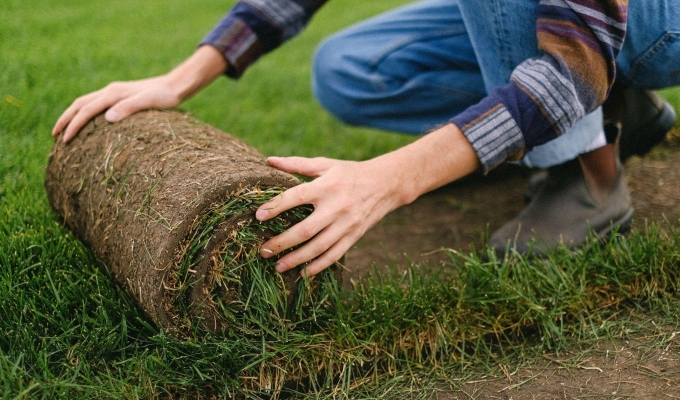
[161,72,193,105]
[165,45,228,102]
[381,124,480,205]
[364,154,419,210]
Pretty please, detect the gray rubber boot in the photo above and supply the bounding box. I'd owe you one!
[523,87,676,202]
[490,159,634,257]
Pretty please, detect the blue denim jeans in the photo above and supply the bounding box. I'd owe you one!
[312,0,680,168]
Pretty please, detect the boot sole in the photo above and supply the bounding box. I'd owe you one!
[592,207,634,240]
[488,208,635,260]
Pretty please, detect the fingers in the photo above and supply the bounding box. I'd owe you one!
[260,210,329,258]
[299,239,351,277]
[52,80,171,143]
[274,224,357,278]
[257,186,365,277]
[267,156,332,178]
[52,90,102,137]
[255,180,344,277]
[55,84,128,142]
[104,93,148,123]
[255,157,369,277]
[260,210,356,277]
[256,182,313,222]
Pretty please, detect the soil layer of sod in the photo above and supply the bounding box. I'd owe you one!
[45,109,341,336]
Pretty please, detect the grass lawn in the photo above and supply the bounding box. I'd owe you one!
[2,0,680,398]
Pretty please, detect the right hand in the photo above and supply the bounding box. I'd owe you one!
[52,75,182,143]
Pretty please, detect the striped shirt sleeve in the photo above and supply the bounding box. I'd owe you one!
[451,0,628,172]
[200,0,328,78]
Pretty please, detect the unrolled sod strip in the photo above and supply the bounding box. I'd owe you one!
[45,109,341,335]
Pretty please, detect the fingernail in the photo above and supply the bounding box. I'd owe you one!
[275,262,288,273]
[255,209,268,221]
[106,108,120,122]
[261,247,273,257]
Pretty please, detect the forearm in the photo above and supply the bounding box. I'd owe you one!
[374,123,480,207]
[165,45,228,102]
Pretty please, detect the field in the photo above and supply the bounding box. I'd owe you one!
[2,0,679,398]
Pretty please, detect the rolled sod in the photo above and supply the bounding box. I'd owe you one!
[45,109,341,336]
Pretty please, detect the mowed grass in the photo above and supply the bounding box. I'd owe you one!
[2,0,680,398]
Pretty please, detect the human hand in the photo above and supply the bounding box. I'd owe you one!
[256,156,408,277]
[52,76,183,142]
[256,124,481,277]
[52,45,227,142]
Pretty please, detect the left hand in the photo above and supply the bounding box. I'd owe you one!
[256,155,407,277]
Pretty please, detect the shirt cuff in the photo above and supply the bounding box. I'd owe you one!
[199,16,264,79]
[451,101,525,173]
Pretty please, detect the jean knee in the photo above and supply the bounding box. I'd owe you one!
[312,36,369,126]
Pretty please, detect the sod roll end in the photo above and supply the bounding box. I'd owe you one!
[45,109,343,336]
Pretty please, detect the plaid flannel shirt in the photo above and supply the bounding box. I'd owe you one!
[201,0,628,172]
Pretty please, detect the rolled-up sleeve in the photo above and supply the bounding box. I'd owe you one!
[200,0,328,78]
[451,0,628,172]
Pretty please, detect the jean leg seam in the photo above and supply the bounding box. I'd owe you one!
[491,0,515,73]
[626,31,679,80]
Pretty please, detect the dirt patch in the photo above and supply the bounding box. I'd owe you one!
[437,330,680,399]
[345,164,531,280]
[343,130,680,398]
[345,130,680,281]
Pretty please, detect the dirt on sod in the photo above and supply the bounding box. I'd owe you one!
[45,110,340,336]
[344,129,680,398]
